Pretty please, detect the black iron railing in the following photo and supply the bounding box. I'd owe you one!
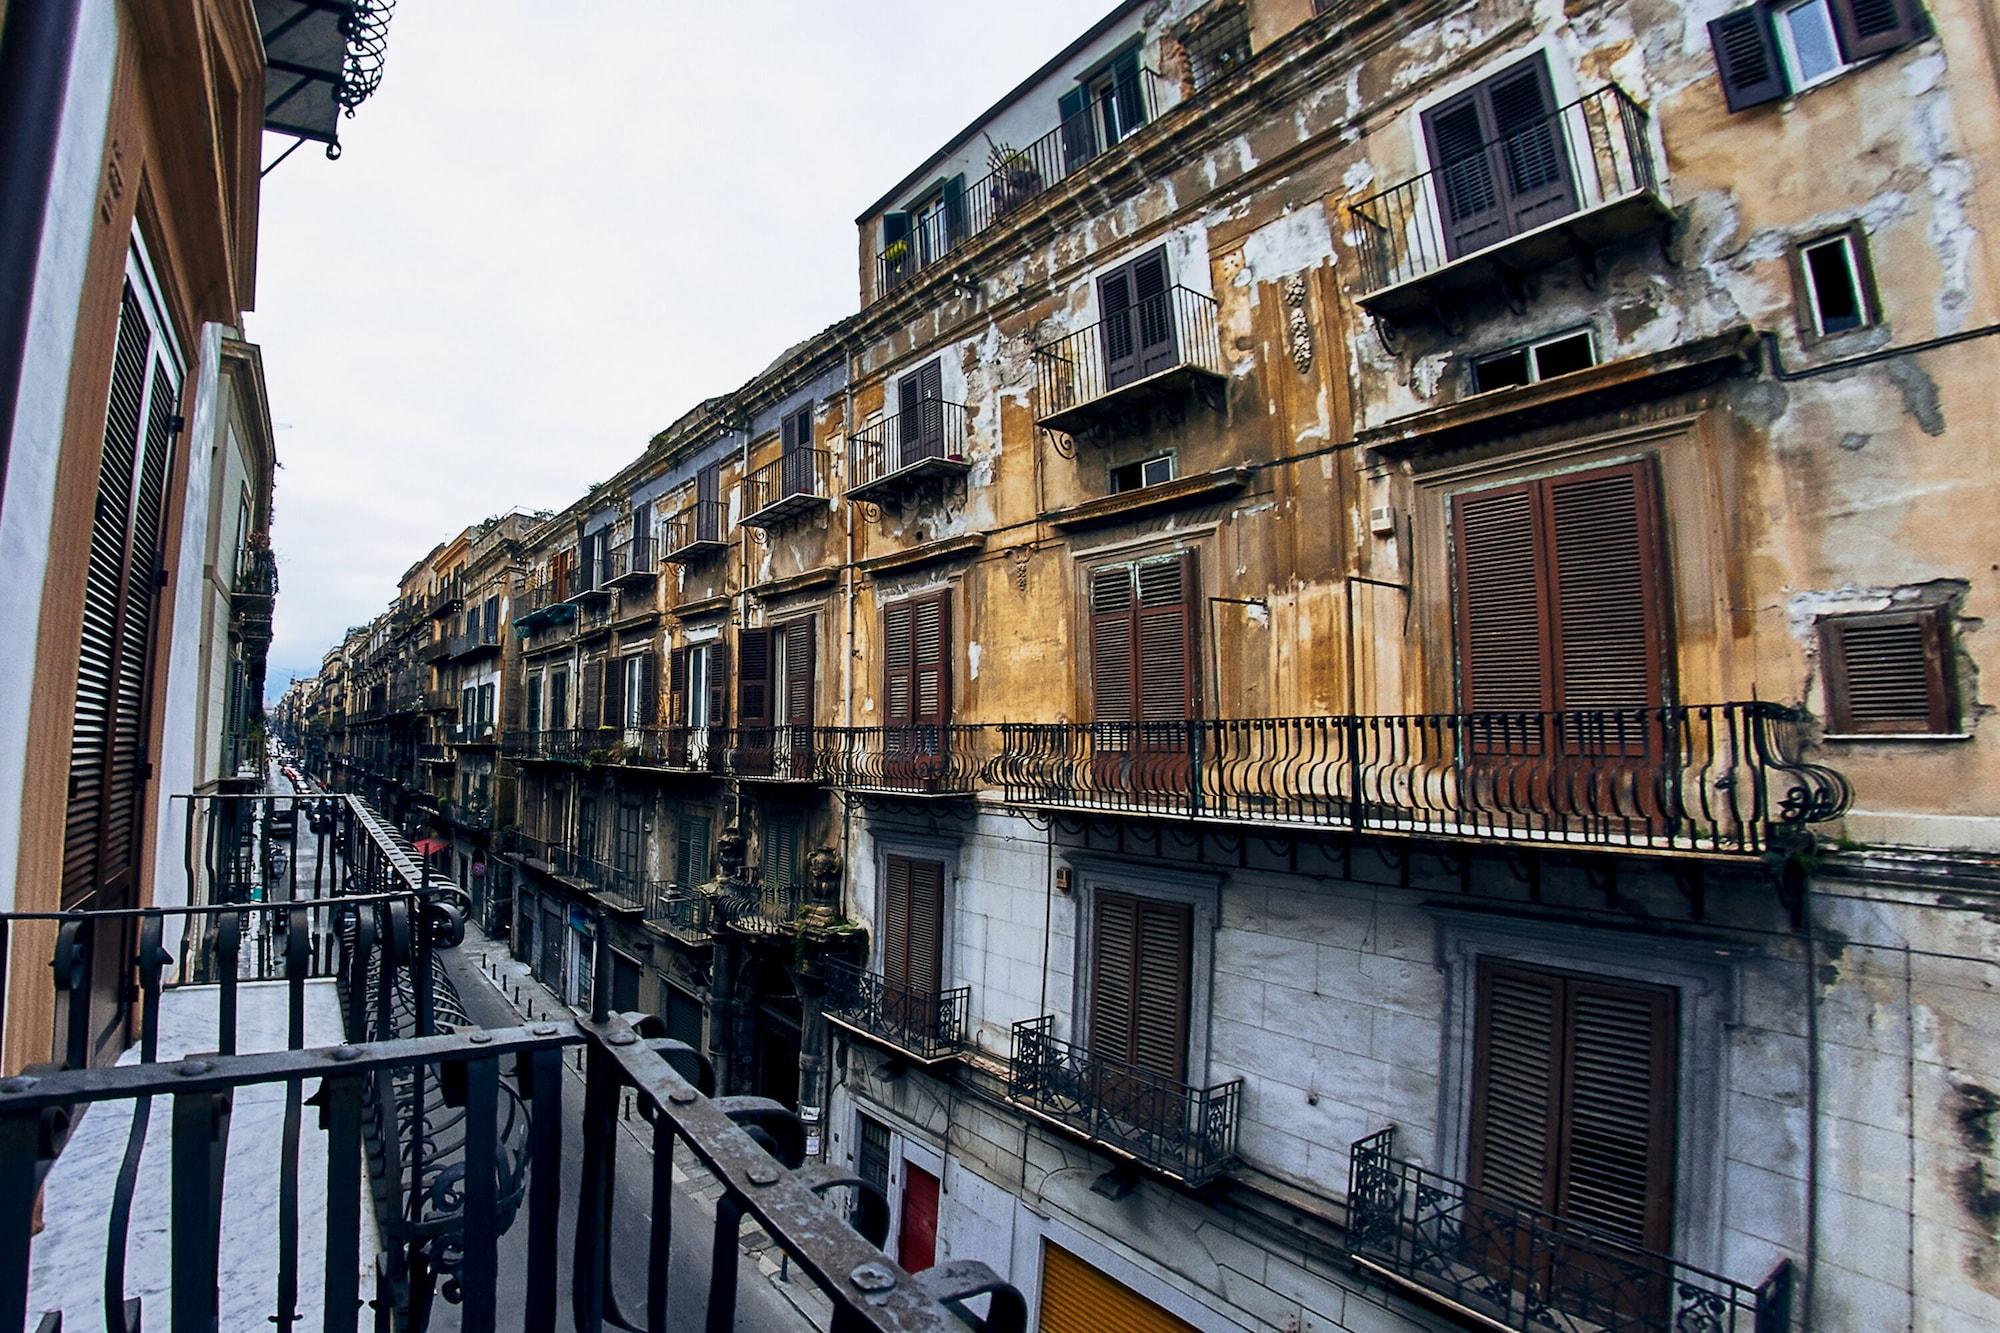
[874,68,1165,297]
[1350,85,1659,297]
[822,725,992,796]
[427,575,462,616]
[448,790,494,830]
[233,546,278,604]
[1346,1128,1791,1333]
[743,448,833,526]
[1029,285,1224,425]
[821,961,969,1062]
[728,723,822,782]
[990,704,1848,855]
[615,724,728,775]
[848,400,969,498]
[644,882,716,943]
[1007,1016,1240,1185]
[452,622,502,657]
[605,534,657,585]
[418,742,450,763]
[663,500,728,561]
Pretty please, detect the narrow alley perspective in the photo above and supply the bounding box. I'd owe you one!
[2,2,1998,1332]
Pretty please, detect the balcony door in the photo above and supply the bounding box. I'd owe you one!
[1088,552,1197,795]
[883,592,951,783]
[780,405,814,500]
[1422,55,1577,261]
[1088,892,1192,1127]
[1466,960,1677,1319]
[1098,248,1177,390]
[880,854,944,1041]
[1450,459,1671,833]
[896,360,944,469]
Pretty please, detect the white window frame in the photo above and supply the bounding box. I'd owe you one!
[1473,326,1598,391]
[1772,0,1850,93]
[1799,231,1872,337]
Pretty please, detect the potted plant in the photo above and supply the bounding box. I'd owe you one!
[986,137,1044,216]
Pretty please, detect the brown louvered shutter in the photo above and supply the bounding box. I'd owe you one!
[581,657,602,728]
[1708,7,1787,111]
[1831,0,1926,61]
[1136,553,1197,722]
[784,618,815,725]
[1423,87,1506,260]
[912,591,951,727]
[1545,462,1667,715]
[104,358,175,871]
[1090,892,1191,1083]
[1088,567,1136,726]
[1089,894,1138,1066]
[1098,263,1140,389]
[1130,249,1178,378]
[604,655,626,728]
[1467,964,1563,1214]
[881,854,913,989]
[883,601,915,727]
[704,642,728,725]
[738,628,772,730]
[668,647,686,722]
[640,652,659,725]
[1452,483,1552,718]
[1820,607,1954,734]
[906,857,944,996]
[1483,58,1573,234]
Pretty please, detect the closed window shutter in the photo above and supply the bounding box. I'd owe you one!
[1467,964,1562,1213]
[602,656,623,727]
[676,814,710,886]
[942,173,967,247]
[1423,88,1507,259]
[881,854,914,989]
[1110,48,1147,138]
[738,627,772,729]
[1485,59,1573,233]
[1090,892,1191,1082]
[763,816,799,886]
[907,857,944,996]
[898,360,944,464]
[784,617,815,725]
[669,648,687,722]
[1098,264,1139,388]
[1088,567,1136,725]
[1545,462,1667,715]
[1089,893,1138,1066]
[883,601,915,727]
[1830,0,1927,61]
[640,652,659,725]
[1453,484,1552,717]
[526,676,542,733]
[1709,6,1787,111]
[913,591,951,727]
[1130,249,1178,378]
[1820,607,1954,733]
[704,642,729,725]
[581,657,602,728]
[1136,553,1197,723]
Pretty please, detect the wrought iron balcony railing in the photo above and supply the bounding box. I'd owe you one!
[608,724,728,775]
[644,882,716,944]
[1347,1128,1791,1333]
[990,704,1848,856]
[662,500,729,563]
[1350,85,1667,320]
[874,68,1165,298]
[1006,1016,1240,1186]
[604,534,657,588]
[417,742,451,763]
[743,447,833,527]
[447,791,493,830]
[1030,284,1225,436]
[449,718,497,745]
[847,400,970,504]
[820,961,969,1063]
[728,723,822,783]
[822,724,992,796]
[427,575,463,617]
[502,727,618,764]
[232,546,278,606]
[451,622,502,658]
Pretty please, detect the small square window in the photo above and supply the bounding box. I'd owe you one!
[1819,606,1956,735]
[1798,229,1875,338]
[1472,329,1596,393]
[1110,454,1175,493]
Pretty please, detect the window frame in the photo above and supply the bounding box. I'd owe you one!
[1771,0,1848,91]
[1791,223,1880,343]
[1109,453,1177,494]
[1818,604,1959,737]
[1470,327,1598,393]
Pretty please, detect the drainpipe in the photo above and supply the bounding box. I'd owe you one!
[0,0,83,515]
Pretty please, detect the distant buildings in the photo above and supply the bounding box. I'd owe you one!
[279,1,1999,1329]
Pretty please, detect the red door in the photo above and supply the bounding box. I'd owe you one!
[898,1163,940,1273]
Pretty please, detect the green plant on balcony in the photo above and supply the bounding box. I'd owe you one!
[985,135,1043,216]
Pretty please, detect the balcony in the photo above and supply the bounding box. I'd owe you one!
[645,882,716,945]
[1347,1127,1792,1333]
[1006,1016,1240,1186]
[1029,285,1224,439]
[417,742,452,763]
[446,790,493,830]
[604,534,657,589]
[728,724,822,784]
[822,725,990,797]
[820,960,969,1064]
[426,576,462,617]
[741,448,833,528]
[990,704,1848,858]
[449,719,497,746]
[502,727,613,764]
[422,634,454,663]
[615,725,728,776]
[231,546,278,620]
[450,622,502,659]
[874,68,1165,298]
[513,577,573,630]
[1350,85,1669,324]
[424,685,454,713]
[847,401,969,506]
[662,500,729,563]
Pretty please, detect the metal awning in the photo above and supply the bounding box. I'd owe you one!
[256,0,396,158]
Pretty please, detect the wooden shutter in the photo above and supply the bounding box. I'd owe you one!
[907,858,944,995]
[1831,0,1927,61]
[602,655,624,727]
[1088,567,1136,726]
[1453,483,1551,717]
[1130,249,1178,378]
[1708,6,1787,111]
[1136,553,1197,723]
[526,675,543,733]
[881,854,913,989]
[1820,607,1954,734]
[897,360,944,465]
[1098,263,1140,389]
[912,591,951,728]
[783,617,815,725]
[762,815,800,887]
[676,814,710,886]
[668,647,687,722]
[581,657,602,728]
[1484,58,1574,235]
[883,600,915,727]
[1467,961,1677,1254]
[738,627,772,730]
[704,642,728,725]
[1423,87,1508,259]
[941,173,967,247]
[1058,85,1097,171]
[1089,892,1191,1083]
[640,652,659,725]
[1109,48,1146,138]
[1545,462,1667,715]
[696,464,721,541]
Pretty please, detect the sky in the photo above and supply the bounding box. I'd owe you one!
[254,0,1105,698]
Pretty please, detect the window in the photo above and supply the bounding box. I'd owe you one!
[781,405,815,498]
[1088,552,1198,727]
[1796,227,1876,338]
[614,799,644,890]
[1109,454,1176,494]
[762,812,804,888]
[1471,329,1596,392]
[1182,6,1251,93]
[855,1112,892,1197]
[1710,0,1928,111]
[1088,891,1192,1083]
[577,797,599,862]
[483,595,499,639]
[1097,248,1177,389]
[880,854,945,996]
[675,814,711,887]
[1060,44,1147,171]
[672,642,727,728]
[620,653,653,729]
[739,619,816,735]
[581,655,604,729]
[695,462,723,541]
[478,682,495,731]
[1421,56,1575,261]
[1819,606,1957,735]
[883,592,952,731]
[1467,961,1676,1262]
[895,360,946,467]
[1450,461,1668,717]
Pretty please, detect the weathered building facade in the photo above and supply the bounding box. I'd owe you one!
[281,0,1999,1328]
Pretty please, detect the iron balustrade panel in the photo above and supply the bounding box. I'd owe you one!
[992,705,1847,855]
[1006,1017,1240,1185]
[1349,84,1660,297]
[823,724,993,795]
[714,879,809,935]
[643,882,715,943]
[663,500,729,560]
[847,400,970,497]
[1029,285,1224,424]
[874,68,1165,297]
[726,723,823,782]
[617,723,730,775]
[232,547,279,603]
[605,534,656,584]
[743,447,834,525]
[1346,1128,1792,1333]
[820,961,969,1061]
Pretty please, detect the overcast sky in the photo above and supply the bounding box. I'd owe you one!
[254,0,1103,697]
